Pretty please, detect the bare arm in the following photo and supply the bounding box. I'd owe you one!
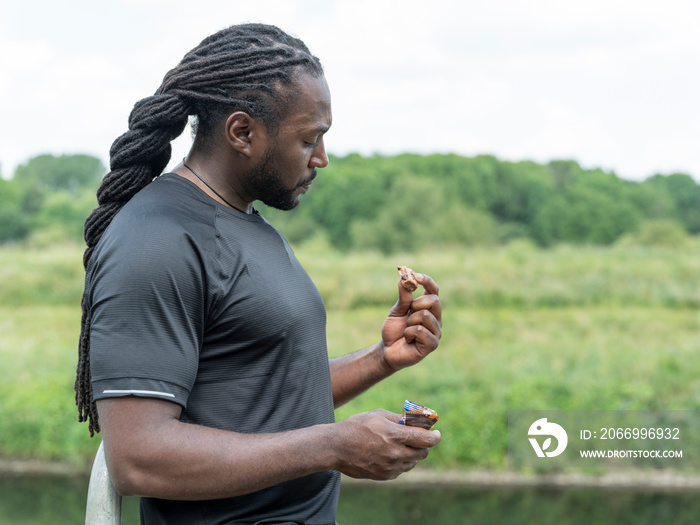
[330,272,442,407]
[98,397,440,500]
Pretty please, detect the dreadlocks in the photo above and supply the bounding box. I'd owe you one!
[76,23,324,436]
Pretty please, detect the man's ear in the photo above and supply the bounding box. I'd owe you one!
[224,111,262,158]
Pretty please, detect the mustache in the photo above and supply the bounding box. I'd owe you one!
[297,170,317,188]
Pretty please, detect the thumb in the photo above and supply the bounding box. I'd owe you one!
[388,278,415,317]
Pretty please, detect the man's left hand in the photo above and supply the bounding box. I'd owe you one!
[380,272,442,371]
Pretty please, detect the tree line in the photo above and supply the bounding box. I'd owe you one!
[1,152,698,251]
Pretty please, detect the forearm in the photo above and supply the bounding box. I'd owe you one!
[98,397,441,501]
[98,399,337,500]
[329,341,395,408]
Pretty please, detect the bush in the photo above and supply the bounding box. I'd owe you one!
[0,179,29,242]
[350,176,499,254]
[617,219,690,248]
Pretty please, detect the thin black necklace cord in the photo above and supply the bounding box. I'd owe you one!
[182,158,247,213]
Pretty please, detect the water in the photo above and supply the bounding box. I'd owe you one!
[2,474,700,524]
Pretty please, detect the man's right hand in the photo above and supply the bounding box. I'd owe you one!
[98,398,440,501]
[332,409,441,480]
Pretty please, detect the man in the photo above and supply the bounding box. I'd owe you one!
[77,23,442,524]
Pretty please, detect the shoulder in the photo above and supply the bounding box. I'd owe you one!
[86,175,219,291]
[100,175,217,253]
[114,174,216,231]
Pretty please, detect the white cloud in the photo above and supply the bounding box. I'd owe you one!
[1,0,698,181]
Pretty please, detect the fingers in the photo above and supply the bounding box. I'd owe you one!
[406,298,442,330]
[390,272,441,320]
[402,427,442,449]
[399,461,418,475]
[372,408,403,424]
[410,289,441,316]
[371,410,441,448]
[403,324,440,353]
[415,272,439,296]
[336,411,441,481]
[402,299,442,352]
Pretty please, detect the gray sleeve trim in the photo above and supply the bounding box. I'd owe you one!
[92,377,190,409]
[102,389,175,398]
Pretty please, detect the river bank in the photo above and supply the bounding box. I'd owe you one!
[3,458,700,492]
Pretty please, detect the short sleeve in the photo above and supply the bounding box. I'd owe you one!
[86,201,210,409]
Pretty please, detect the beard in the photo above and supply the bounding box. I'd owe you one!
[247,147,315,211]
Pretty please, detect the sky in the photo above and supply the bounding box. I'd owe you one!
[1,0,699,182]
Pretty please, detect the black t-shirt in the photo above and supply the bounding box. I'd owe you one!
[86,173,340,524]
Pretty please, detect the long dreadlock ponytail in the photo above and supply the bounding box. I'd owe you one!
[76,23,324,435]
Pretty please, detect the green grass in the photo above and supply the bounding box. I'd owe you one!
[298,238,700,310]
[0,305,98,464]
[1,240,699,469]
[0,243,85,306]
[329,307,700,469]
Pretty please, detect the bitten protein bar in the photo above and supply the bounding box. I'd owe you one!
[399,399,439,430]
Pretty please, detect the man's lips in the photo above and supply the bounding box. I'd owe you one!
[298,171,317,191]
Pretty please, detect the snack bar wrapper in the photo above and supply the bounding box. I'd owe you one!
[398,399,439,430]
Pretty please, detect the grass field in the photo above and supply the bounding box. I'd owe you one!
[1,239,699,469]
